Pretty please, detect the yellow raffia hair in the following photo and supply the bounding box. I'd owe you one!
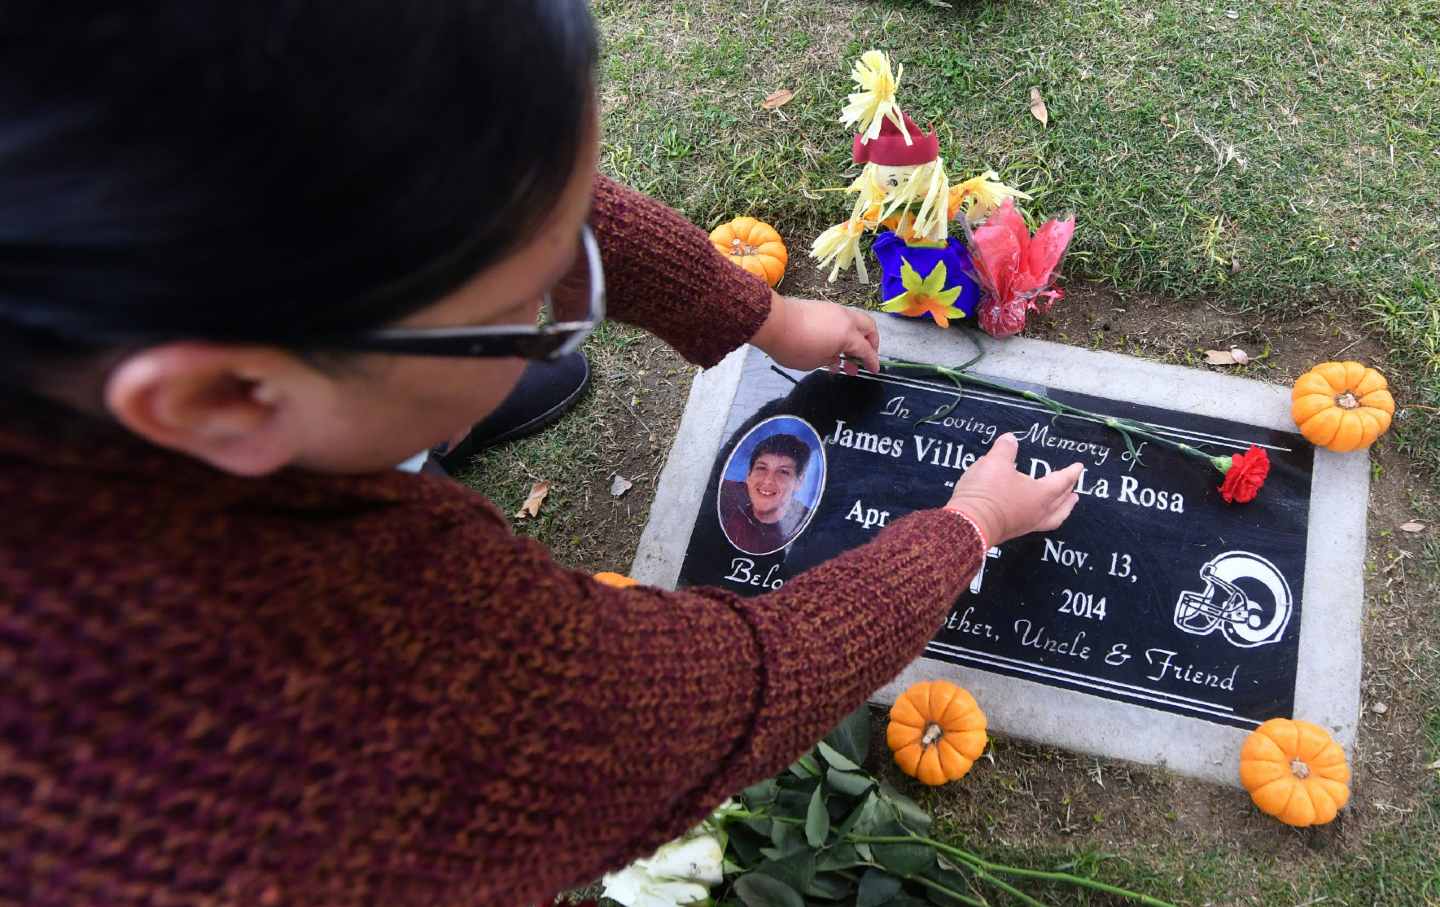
[949,170,1031,224]
[812,169,885,282]
[812,161,953,281]
[879,160,950,243]
[840,51,910,146]
[811,219,870,283]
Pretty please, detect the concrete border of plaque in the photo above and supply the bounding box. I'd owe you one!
[632,310,1366,786]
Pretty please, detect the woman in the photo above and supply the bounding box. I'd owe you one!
[0,3,1083,905]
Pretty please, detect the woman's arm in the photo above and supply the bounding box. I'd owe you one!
[1,427,1076,907]
[464,434,1078,904]
[472,504,987,905]
[589,173,774,367]
[590,174,882,375]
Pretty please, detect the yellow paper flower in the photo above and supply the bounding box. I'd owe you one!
[880,260,964,328]
[949,171,1032,224]
[840,51,910,146]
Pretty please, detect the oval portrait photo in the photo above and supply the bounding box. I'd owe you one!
[717,416,827,556]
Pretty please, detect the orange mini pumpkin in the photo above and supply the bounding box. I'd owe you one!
[709,217,787,287]
[1239,718,1350,827]
[1291,361,1394,452]
[593,572,639,588]
[886,680,987,786]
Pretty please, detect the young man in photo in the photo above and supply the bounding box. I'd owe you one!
[719,433,815,553]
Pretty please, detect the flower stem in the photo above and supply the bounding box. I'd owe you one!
[848,834,1177,907]
[906,872,988,906]
[883,357,1221,468]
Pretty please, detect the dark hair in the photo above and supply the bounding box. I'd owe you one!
[749,433,811,477]
[0,1,598,388]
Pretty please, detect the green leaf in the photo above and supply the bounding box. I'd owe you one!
[878,781,934,834]
[787,752,821,778]
[816,740,862,772]
[823,705,872,766]
[826,767,875,799]
[740,817,773,838]
[804,785,830,847]
[759,841,807,861]
[775,785,817,821]
[838,793,885,838]
[742,778,778,808]
[804,871,853,901]
[815,843,865,871]
[728,825,766,868]
[733,872,805,907]
[856,869,903,907]
[769,819,796,850]
[755,851,816,896]
[873,838,936,877]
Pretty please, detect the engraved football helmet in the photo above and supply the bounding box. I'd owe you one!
[1173,551,1294,648]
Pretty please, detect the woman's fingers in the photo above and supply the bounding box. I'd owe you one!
[843,318,880,373]
[1042,462,1086,500]
[985,432,1020,466]
[855,311,880,371]
[1038,492,1081,532]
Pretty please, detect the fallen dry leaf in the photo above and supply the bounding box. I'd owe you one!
[515,481,550,519]
[1399,521,1427,533]
[1029,86,1049,127]
[1203,348,1250,366]
[762,88,795,110]
[610,474,634,498]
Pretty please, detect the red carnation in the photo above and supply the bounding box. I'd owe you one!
[1217,445,1270,504]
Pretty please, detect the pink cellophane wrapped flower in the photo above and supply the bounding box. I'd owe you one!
[968,199,1075,338]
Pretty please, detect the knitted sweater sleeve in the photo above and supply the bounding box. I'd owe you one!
[479,504,985,905]
[2,438,985,907]
[589,174,774,368]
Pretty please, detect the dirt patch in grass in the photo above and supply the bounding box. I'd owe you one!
[558,333,693,569]
[459,322,691,574]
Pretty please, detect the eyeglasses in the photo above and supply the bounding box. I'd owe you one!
[310,225,606,361]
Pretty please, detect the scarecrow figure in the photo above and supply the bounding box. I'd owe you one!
[811,51,1073,337]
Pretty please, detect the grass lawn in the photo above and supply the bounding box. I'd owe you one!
[597,0,1439,472]
[466,0,1440,903]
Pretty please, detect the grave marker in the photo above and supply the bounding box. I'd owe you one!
[633,313,1366,785]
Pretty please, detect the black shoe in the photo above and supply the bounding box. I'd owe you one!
[430,351,591,474]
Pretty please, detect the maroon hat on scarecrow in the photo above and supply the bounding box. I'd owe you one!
[852,111,940,166]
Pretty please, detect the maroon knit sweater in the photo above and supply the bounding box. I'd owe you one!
[0,176,984,907]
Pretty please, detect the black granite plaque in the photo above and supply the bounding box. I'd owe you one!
[677,348,1314,730]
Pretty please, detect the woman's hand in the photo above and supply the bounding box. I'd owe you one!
[946,433,1083,547]
[749,292,881,375]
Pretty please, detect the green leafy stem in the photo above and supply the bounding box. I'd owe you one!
[846,834,1175,907]
[728,813,1176,907]
[705,706,1179,907]
[881,356,1235,475]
